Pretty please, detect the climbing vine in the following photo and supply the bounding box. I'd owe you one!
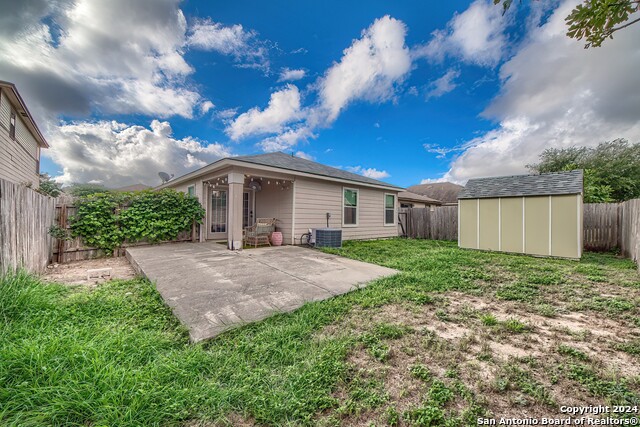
[70,190,205,252]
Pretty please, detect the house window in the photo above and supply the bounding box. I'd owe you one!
[384,194,395,225]
[343,188,358,226]
[9,109,16,139]
[187,185,195,197]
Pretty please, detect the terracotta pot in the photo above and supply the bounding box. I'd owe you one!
[270,231,283,246]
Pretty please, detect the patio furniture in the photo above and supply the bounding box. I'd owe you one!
[244,218,277,248]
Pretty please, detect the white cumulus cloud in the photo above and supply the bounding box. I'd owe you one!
[234,15,412,152]
[413,0,510,67]
[0,0,209,122]
[316,15,412,124]
[50,120,231,187]
[187,18,270,72]
[226,84,302,141]
[278,68,306,82]
[438,0,640,184]
[346,166,390,180]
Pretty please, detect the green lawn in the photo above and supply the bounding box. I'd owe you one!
[1,239,639,426]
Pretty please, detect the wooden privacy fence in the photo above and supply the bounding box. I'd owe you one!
[583,200,640,263]
[398,206,458,241]
[0,178,56,274]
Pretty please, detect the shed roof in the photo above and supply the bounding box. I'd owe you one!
[458,170,583,199]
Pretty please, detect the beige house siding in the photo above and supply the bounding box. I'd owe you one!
[0,90,40,188]
[459,194,581,259]
[293,177,398,242]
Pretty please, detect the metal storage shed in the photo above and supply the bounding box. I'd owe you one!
[457,170,583,259]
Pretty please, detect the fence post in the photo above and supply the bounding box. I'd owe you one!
[57,204,67,264]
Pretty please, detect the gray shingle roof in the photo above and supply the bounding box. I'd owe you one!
[397,191,442,204]
[458,170,583,199]
[233,152,403,189]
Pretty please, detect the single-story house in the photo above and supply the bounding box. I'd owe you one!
[0,81,49,188]
[458,170,583,259]
[406,182,464,206]
[158,152,404,249]
[397,191,442,209]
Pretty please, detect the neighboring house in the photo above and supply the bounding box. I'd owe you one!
[159,152,404,249]
[0,81,48,188]
[458,170,583,259]
[112,183,152,192]
[397,191,442,209]
[406,182,464,206]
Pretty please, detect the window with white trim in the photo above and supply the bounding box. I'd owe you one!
[9,109,16,140]
[343,188,358,226]
[384,194,395,225]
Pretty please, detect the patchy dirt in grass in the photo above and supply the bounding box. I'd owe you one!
[42,257,137,286]
[317,287,640,425]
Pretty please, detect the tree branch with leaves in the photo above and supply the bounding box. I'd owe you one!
[495,0,640,48]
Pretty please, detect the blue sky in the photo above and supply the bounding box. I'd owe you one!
[2,0,639,188]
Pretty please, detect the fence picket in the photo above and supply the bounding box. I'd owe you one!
[0,178,56,274]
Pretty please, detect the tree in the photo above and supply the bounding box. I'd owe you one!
[38,174,62,197]
[65,183,110,197]
[495,0,640,48]
[527,139,640,202]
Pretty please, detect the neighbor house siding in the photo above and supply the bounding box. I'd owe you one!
[293,177,399,242]
[0,90,40,188]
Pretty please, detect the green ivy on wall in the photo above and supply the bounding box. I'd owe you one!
[70,190,205,252]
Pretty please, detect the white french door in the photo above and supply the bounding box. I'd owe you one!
[208,189,227,240]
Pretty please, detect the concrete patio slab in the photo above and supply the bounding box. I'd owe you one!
[126,242,397,342]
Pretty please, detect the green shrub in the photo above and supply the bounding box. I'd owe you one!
[70,190,204,252]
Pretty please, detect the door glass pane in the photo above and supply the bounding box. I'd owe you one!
[211,190,227,233]
[243,192,250,228]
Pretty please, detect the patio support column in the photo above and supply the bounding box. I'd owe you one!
[227,171,244,250]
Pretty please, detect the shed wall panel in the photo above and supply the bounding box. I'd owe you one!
[551,195,579,258]
[524,196,550,256]
[478,198,499,250]
[500,197,523,253]
[459,199,478,249]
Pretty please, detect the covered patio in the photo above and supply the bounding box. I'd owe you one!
[199,168,295,250]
